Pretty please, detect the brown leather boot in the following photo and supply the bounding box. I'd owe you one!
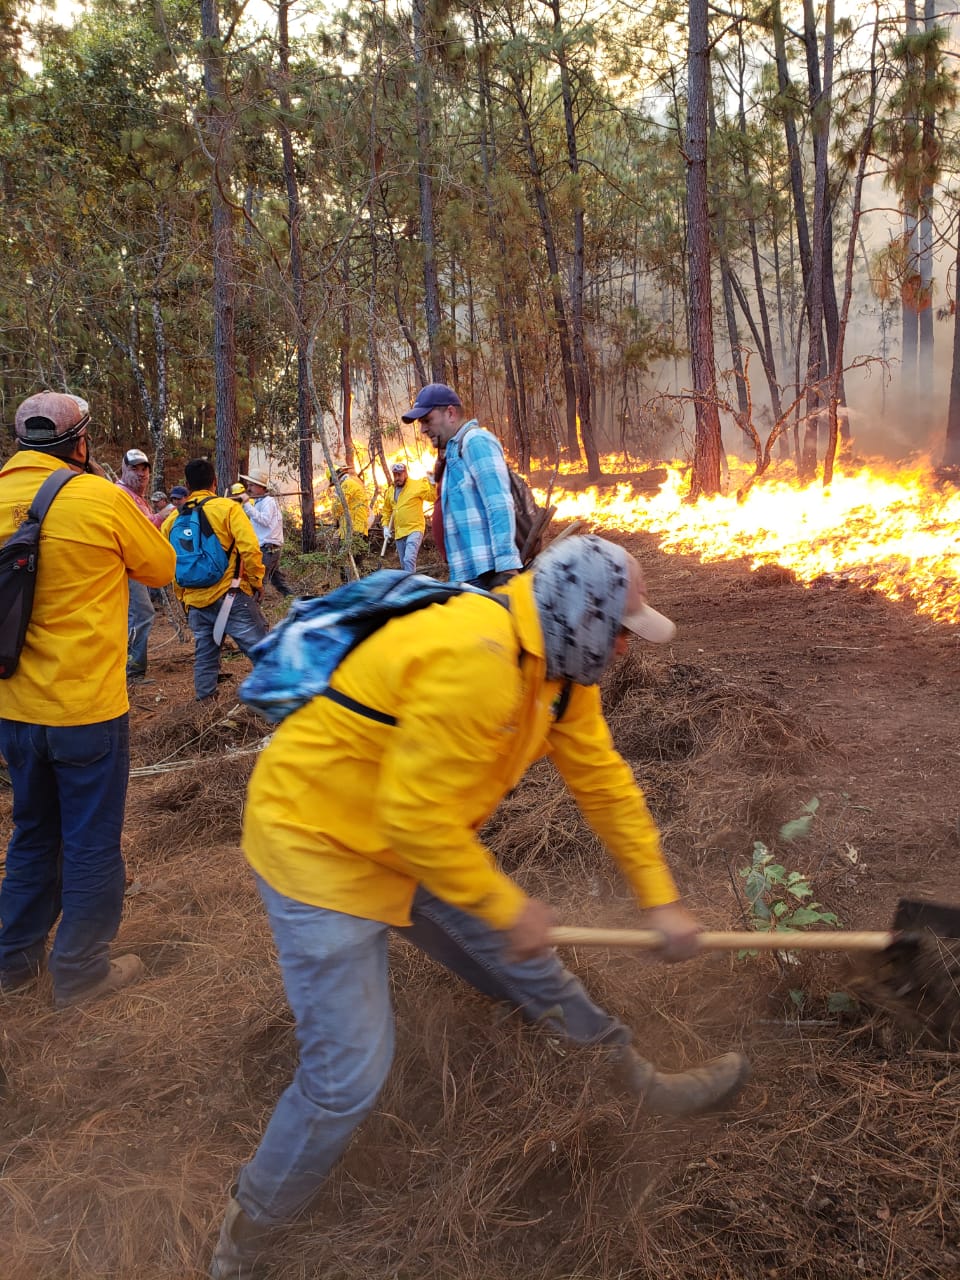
[209,1194,277,1280]
[613,1047,750,1116]
[54,955,144,1010]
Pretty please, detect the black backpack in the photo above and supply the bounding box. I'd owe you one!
[0,468,79,679]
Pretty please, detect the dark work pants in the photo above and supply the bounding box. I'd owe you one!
[0,714,130,1000]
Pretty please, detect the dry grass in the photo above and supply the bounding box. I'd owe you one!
[3,589,960,1279]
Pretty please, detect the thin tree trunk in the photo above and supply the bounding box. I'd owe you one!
[824,6,879,485]
[685,0,722,497]
[801,0,833,481]
[473,9,520,450]
[945,224,960,466]
[340,254,354,467]
[548,0,600,481]
[412,0,444,382]
[919,0,936,398]
[902,0,920,403]
[508,60,579,458]
[200,0,239,489]
[278,0,315,550]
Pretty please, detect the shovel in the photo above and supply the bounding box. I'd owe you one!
[549,899,960,1045]
[547,899,955,954]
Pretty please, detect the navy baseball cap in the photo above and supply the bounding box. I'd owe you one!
[170,485,188,499]
[401,383,462,423]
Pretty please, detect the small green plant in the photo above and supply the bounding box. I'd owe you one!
[740,841,840,935]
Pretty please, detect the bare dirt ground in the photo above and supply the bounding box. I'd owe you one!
[2,523,960,1280]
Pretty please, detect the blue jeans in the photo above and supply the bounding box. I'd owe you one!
[0,715,129,1000]
[395,531,423,573]
[187,592,269,699]
[127,579,155,676]
[236,878,625,1226]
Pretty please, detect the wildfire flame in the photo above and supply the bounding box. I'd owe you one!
[536,458,960,626]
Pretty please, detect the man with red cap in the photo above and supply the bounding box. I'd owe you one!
[0,392,174,1009]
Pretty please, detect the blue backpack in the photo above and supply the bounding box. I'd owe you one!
[239,569,506,724]
[171,497,236,589]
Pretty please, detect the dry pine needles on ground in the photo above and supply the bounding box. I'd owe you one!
[2,546,960,1279]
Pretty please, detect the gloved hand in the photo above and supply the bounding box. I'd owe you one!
[251,588,264,604]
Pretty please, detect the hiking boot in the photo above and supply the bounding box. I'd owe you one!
[127,675,155,686]
[209,1193,278,1280]
[54,955,145,1011]
[613,1047,750,1116]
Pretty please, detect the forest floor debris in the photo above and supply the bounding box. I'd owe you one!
[2,529,960,1278]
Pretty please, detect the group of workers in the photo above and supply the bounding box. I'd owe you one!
[0,383,749,1280]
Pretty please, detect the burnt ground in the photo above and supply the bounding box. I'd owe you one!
[2,525,960,1280]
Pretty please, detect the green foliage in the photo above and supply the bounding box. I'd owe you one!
[739,839,840,936]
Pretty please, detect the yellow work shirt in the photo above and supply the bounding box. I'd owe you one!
[381,477,436,538]
[328,475,370,541]
[0,451,175,726]
[162,489,265,608]
[243,573,679,931]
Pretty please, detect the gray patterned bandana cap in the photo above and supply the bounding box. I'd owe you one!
[532,535,631,685]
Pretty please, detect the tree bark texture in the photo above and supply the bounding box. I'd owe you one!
[685,0,722,498]
[200,0,239,492]
[277,0,315,551]
[412,0,445,384]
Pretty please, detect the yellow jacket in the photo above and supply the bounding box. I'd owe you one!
[243,573,678,930]
[162,489,264,609]
[0,451,175,726]
[328,475,370,541]
[381,476,436,538]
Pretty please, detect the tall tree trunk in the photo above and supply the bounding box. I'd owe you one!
[277,0,315,550]
[548,0,600,481]
[200,0,239,489]
[918,0,936,398]
[800,0,833,481]
[685,0,722,498]
[473,9,521,450]
[412,0,444,383]
[507,55,579,458]
[340,254,354,467]
[902,0,921,403]
[772,0,813,313]
[945,224,960,466]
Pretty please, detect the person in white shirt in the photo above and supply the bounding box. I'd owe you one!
[238,468,294,598]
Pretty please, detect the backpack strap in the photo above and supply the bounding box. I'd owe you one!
[192,494,238,574]
[321,587,511,725]
[552,679,573,723]
[321,686,398,727]
[27,468,80,523]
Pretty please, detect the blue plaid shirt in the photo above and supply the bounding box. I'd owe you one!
[441,421,521,582]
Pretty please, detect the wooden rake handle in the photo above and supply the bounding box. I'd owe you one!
[547,927,895,953]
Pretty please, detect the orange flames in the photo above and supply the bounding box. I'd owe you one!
[535,458,960,626]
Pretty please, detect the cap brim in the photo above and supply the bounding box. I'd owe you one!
[622,603,676,643]
[400,409,426,423]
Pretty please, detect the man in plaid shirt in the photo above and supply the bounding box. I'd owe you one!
[402,383,522,589]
